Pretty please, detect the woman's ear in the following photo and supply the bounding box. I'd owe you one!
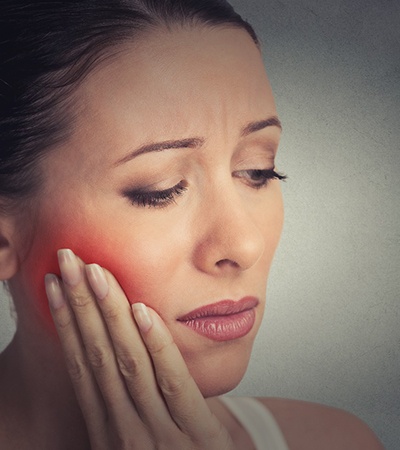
[0,217,20,281]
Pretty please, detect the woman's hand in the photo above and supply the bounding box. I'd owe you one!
[45,249,235,450]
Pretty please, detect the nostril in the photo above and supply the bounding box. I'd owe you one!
[216,259,239,268]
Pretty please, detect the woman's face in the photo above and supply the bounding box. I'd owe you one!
[14,26,283,396]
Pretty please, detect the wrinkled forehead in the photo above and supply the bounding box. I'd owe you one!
[73,26,275,144]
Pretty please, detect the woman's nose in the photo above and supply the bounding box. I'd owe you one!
[192,189,265,275]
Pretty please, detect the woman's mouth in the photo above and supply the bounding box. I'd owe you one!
[177,297,259,341]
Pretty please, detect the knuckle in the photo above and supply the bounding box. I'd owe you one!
[116,352,144,378]
[68,291,93,309]
[101,303,120,321]
[65,355,89,382]
[54,311,74,330]
[86,344,111,369]
[157,372,191,399]
[148,335,175,356]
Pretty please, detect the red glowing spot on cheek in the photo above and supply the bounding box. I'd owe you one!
[23,229,141,334]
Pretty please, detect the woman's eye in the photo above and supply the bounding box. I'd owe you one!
[234,168,287,189]
[123,180,188,208]
[122,170,286,209]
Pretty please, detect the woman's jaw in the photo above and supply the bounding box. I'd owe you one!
[8,25,284,396]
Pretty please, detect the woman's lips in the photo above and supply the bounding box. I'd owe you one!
[177,297,259,341]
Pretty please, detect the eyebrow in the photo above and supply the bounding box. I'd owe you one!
[240,116,282,137]
[114,115,282,166]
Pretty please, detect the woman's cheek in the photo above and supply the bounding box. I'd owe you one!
[21,217,175,332]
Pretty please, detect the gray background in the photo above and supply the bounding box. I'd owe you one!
[0,0,399,449]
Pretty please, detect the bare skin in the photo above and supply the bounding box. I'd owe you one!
[0,276,385,450]
[0,261,384,450]
[0,26,384,450]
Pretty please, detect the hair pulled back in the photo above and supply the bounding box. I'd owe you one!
[0,0,258,213]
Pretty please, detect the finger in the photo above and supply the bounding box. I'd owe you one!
[132,304,222,440]
[45,273,107,435]
[57,249,136,417]
[85,263,172,429]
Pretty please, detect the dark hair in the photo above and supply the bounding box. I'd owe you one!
[0,0,258,213]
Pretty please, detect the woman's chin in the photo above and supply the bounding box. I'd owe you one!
[185,347,252,398]
[199,376,243,398]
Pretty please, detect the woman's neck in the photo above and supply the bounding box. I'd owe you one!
[0,327,91,450]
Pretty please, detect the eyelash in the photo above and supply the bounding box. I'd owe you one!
[235,169,287,189]
[124,169,287,208]
[124,181,188,208]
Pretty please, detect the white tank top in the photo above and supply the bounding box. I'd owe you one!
[219,396,290,450]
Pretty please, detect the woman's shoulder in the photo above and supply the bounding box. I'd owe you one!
[257,397,384,450]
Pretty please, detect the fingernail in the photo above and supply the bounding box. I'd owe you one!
[45,274,65,309]
[132,303,152,332]
[58,249,82,286]
[85,264,109,300]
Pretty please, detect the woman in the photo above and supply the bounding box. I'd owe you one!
[0,1,384,449]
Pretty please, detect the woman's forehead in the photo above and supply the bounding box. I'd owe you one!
[73,26,275,146]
